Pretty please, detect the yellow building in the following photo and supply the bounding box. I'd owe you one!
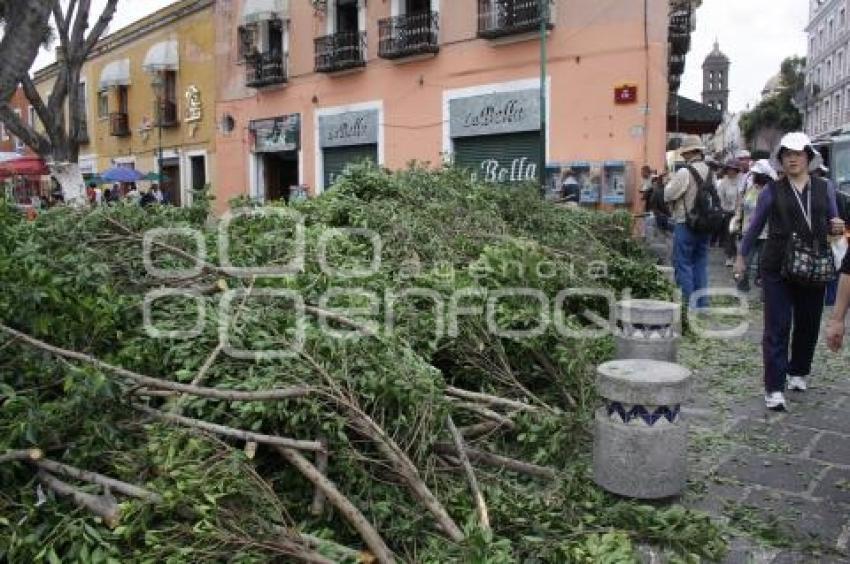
[33,0,216,206]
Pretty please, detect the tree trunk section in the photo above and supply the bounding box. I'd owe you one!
[50,161,86,206]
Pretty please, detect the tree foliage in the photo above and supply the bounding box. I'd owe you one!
[0,166,727,562]
[739,56,805,146]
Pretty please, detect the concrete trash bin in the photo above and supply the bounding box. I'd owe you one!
[592,359,692,499]
[615,299,680,362]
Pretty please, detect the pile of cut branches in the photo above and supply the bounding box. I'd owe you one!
[0,165,724,562]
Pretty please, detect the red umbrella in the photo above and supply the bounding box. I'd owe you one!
[0,157,49,179]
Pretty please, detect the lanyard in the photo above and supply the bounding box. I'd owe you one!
[790,183,812,232]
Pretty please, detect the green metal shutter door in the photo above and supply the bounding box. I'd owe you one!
[323,144,378,189]
[453,131,541,184]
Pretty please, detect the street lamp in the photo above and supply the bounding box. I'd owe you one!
[150,72,164,186]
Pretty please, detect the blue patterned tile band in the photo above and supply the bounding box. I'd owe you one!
[606,401,681,426]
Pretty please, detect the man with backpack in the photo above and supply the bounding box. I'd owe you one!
[664,135,725,308]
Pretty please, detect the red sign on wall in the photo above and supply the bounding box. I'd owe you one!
[614,84,638,105]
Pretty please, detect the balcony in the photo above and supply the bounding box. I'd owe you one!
[154,100,179,128]
[246,51,287,88]
[669,54,686,76]
[378,11,440,60]
[315,32,367,73]
[109,112,130,137]
[477,0,552,40]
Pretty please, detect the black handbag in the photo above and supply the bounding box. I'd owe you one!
[778,182,837,286]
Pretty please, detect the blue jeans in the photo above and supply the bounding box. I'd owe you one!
[673,223,710,308]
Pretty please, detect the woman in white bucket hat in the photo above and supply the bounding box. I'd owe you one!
[734,132,844,410]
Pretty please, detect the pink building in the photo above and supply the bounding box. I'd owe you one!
[215,0,686,213]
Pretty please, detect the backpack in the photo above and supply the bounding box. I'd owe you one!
[650,182,670,217]
[684,165,725,234]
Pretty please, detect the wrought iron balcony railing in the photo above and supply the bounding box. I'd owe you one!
[109,112,130,137]
[315,31,367,73]
[246,51,287,88]
[669,54,686,76]
[378,11,440,59]
[477,0,552,39]
[154,100,179,128]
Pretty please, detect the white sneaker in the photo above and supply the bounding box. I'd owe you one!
[788,376,807,392]
[725,258,734,267]
[764,391,787,411]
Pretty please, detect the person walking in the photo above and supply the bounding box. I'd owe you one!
[734,133,845,411]
[716,159,741,265]
[733,159,777,292]
[664,135,713,308]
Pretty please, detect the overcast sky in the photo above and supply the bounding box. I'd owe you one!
[36,0,809,115]
[679,0,808,113]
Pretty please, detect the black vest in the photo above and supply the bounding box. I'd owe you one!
[761,176,830,273]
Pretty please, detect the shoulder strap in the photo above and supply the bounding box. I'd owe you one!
[684,164,704,187]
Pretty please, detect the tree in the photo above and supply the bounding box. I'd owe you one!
[0,2,54,105]
[739,56,805,148]
[0,0,119,205]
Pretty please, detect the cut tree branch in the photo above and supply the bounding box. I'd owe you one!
[447,400,516,429]
[34,458,163,503]
[0,323,316,402]
[310,437,329,516]
[446,415,490,533]
[445,386,545,413]
[0,104,52,155]
[0,448,43,464]
[275,446,396,564]
[37,470,121,528]
[134,404,324,452]
[433,443,557,481]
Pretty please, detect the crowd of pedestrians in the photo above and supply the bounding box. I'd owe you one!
[645,131,850,412]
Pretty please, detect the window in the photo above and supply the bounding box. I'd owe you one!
[336,0,359,34]
[28,106,37,131]
[98,90,108,118]
[12,108,24,152]
[0,122,7,142]
[117,85,128,114]
[811,37,817,56]
[77,82,87,128]
[841,8,846,27]
[238,24,257,61]
[830,18,835,42]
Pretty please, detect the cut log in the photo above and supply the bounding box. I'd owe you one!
[275,446,396,564]
[34,458,162,503]
[0,448,43,464]
[37,470,121,528]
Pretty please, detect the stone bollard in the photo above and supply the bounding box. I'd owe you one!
[614,299,680,362]
[593,359,692,499]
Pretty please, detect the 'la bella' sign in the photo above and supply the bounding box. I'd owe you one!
[450,89,540,138]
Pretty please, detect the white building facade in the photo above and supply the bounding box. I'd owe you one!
[804,0,850,139]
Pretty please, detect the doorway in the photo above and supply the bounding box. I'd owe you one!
[160,157,181,205]
[406,0,430,14]
[190,155,207,192]
[337,0,359,33]
[261,151,298,203]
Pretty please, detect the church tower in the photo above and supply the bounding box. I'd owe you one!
[702,40,730,114]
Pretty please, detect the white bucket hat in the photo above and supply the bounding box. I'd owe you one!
[770,132,823,172]
[676,135,706,158]
[750,158,778,181]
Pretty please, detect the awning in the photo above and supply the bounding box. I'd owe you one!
[99,59,131,89]
[143,40,179,73]
[242,0,289,24]
[666,95,722,135]
[0,157,49,179]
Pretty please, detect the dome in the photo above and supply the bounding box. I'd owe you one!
[761,73,783,97]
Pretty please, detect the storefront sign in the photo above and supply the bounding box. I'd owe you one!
[450,89,540,138]
[251,114,301,153]
[319,109,379,149]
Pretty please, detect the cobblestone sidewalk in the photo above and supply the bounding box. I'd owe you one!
[677,249,850,563]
